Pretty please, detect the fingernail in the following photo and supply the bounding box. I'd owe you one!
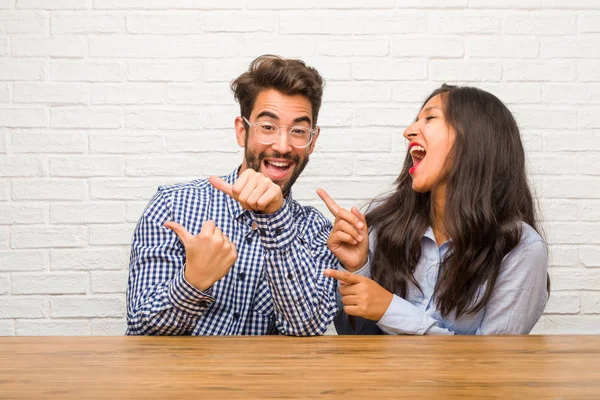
[357,222,364,229]
[353,240,357,245]
[357,235,363,242]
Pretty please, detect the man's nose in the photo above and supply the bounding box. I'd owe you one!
[271,128,293,154]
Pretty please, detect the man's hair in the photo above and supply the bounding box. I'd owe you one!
[231,54,325,126]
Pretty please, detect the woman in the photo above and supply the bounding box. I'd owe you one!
[319,84,549,335]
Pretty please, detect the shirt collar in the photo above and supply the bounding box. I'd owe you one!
[423,225,451,251]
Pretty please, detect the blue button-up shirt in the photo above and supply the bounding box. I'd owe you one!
[126,167,339,336]
[335,223,548,335]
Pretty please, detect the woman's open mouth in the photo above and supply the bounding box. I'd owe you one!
[409,143,426,175]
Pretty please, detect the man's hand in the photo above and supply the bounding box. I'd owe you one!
[210,169,284,214]
[317,188,369,272]
[324,269,393,321]
[164,220,237,292]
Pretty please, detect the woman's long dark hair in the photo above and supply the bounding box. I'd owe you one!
[366,84,544,318]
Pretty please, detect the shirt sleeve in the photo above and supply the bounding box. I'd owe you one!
[126,190,214,336]
[251,195,339,336]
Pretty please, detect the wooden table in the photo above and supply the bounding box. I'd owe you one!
[1,335,599,399]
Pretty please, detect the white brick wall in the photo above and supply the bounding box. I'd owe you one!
[0,1,599,336]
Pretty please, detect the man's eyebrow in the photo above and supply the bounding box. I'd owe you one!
[255,111,279,120]
[293,116,312,125]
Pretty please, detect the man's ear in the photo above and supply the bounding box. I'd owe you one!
[235,116,246,148]
[307,126,320,155]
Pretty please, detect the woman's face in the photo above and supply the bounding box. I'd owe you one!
[403,93,456,194]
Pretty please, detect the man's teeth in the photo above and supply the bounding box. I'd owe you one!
[267,161,290,168]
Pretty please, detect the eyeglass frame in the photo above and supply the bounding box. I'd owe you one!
[241,116,318,149]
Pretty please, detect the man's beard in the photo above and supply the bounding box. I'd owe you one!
[244,146,309,197]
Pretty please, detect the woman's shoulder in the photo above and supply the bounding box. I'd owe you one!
[518,222,545,246]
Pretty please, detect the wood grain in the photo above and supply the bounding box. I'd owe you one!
[0,335,599,399]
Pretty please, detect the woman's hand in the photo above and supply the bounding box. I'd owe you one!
[317,188,369,272]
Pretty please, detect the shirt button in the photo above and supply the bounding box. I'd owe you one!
[233,312,240,320]
[258,229,266,236]
[287,273,293,281]
[246,236,252,244]
[238,272,245,281]
[422,298,428,305]
[275,228,283,235]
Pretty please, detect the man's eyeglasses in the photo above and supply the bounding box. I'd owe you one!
[242,117,317,149]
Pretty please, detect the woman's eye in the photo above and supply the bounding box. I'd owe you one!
[425,116,436,121]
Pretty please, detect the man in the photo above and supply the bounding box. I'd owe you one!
[126,55,338,336]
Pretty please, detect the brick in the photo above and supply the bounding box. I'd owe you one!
[90,132,164,154]
[430,60,502,82]
[579,13,600,33]
[543,84,600,104]
[166,131,239,153]
[301,154,352,178]
[396,0,467,7]
[325,83,392,103]
[94,0,244,9]
[89,224,135,246]
[580,110,600,129]
[504,61,576,81]
[16,320,90,335]
[477,83,542,104]
[0,155,46,177]
[243,37,314,57]
[531,315,600,334]
[12,273,88,294]
[321,0,393,7]
[51,296,124,318]
[126,202,146,222]
[50,61,122,82]
[580,154,600,176]
[12,225,87,249]
[0,11,47,33]
[0,275,7,294]
[354,12,427,34]
[0,83,9,102]
[505,14,576,35]
[0,108,47,128]
[17,0,90,8]
[538,199,577,222]
[579,60,600,81]
[319,39,388,57]
[550,268,600,289]
[0,250,48,272]
[203,12,274,33]
[544,177,600,199]
[279,15,353,35]
[0,131,5,152]
[199,155,241,176]
[51,202,126,224]
[202,58,251,82]
[90,178,165,200]
[126,156,203,177]
[541,37,600,58]
[579,201,600,221]
[580,246,600,267]
[392,36,463,57]
[125,109,200,130]
[466,36,538,58]
[546,223,600,245]
[91,271,128,293]
[12,179,86,200]
[51,108,122,129]
[356,107,419,127]
[50,156,124,177]
[128,61,201,82]
[316,104,353,127]
[14,83,89,105]
[126,14,201,34]
[167,83,232,105]
[353,60,428,81]
[0,60,45,81]
[0,320,14,336]
[543,0,598,8]
[317,128,393,153]
[429,11,501,33]
[51,247,129,271]
[12,37,87,58]
[90,36,238,58]
[512,107,577,129]
[0,226,8,248]
[247,0,317,9]
[528,154,577,176]
[548,245,579,267]
[581,294,600,313]
[0,0,14,8]
[10,130,87,154]
[52,13,123,34]
[0,204,46,224]
[544,131,600,152]
[91,318,126,335]
[354,154,404,176]
[0,297,48,318]
[392,82,445,103]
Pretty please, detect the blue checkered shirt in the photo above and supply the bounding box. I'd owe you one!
[126,167,339,336]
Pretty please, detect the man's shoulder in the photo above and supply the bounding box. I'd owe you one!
[157,177,213,198]
[290,199,332,231]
